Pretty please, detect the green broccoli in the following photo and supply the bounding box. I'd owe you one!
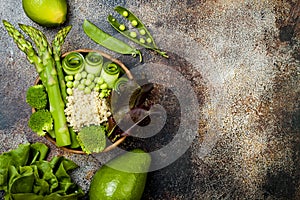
[26,84,48,109]
[28,109,53,137]
[77,125,107,154]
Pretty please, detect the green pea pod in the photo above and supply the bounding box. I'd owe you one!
[108,6,168,58]
[83,19,142,62]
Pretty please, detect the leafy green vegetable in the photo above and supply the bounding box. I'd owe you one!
[28,110,53,137]
[111,79,153,124]
[0,142,84,200]
[26,85,48,110]
[77,125,106,154]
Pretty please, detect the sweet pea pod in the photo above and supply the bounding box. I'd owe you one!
[83,19,142,62]
[108,6,168,58]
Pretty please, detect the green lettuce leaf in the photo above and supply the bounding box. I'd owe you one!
[0,142,84,200]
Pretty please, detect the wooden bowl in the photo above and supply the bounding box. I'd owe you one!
[33,49,132,154]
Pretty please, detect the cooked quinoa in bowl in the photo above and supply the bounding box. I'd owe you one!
[65,89,111,132]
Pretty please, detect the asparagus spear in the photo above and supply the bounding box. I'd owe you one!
[52,25,72,104]
[2,21,46,81]
[3,20,71,147]
[51,26,80,148]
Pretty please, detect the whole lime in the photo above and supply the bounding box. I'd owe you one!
[22,0,67,27]
[89,149,151,200]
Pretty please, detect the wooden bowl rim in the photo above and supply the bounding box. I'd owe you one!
[33,48,130,154]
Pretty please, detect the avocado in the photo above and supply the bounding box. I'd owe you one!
[89,149,151,200]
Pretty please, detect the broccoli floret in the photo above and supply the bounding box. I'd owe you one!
[77,125,106,154]
[26,85,48,109]
[28,109,53,136]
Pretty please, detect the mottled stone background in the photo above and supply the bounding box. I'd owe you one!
[0,0,299,199]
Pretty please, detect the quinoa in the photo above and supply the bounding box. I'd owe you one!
[64,88,111,131]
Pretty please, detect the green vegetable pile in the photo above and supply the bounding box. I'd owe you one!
[1,4,164,200]
[0,142,84,200]
[2,5,160,154]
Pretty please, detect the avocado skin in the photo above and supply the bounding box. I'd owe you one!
[89,149,151,200]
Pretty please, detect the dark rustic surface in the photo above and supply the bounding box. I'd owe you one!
[0,0,299,199]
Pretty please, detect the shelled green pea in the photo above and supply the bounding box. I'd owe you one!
[65,75,74,82]
[84,87,91,94]
[122,11,129,17]
[99,89,110,99]
[119,24,126,31]
[78,84,85,91]
[85,79,92,86]
[66,81,73,88]
[66,88,73,95]
[65,75,74,95]
[81,71,87,79]
[73,80,80,88]
[131,20,138,27]
[139,29,146,35]
[89,82,96,90]
[130,31,137,38]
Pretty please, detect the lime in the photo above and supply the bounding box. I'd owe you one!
[89,149,151,200]
[22,0,67,27]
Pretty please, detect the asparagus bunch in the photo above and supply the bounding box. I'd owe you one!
[3,20,72,147]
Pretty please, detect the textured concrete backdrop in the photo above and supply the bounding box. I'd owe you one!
[0,0,299,199]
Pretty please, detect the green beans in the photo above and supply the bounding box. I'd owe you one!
[83,19,142,62]
[107,6,168,58]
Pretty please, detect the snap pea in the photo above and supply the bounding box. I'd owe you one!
[107,6,168,58]
[83,19,142,62]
